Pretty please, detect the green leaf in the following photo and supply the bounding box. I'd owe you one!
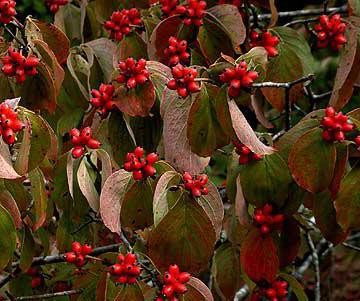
[278,273,308,301]
[121,180,154,230]
[314,190,348,244]
[54,4,83,45]
[187,83,229,157]
[115,33,148,62]
[0,190,22,229]
[100,169,134,233]
[77,156,100,212]
[211,243,242,300]
[57,107,84,136]
[239,152,292,207]
[0,204,16,270]
[198,15,234,63]
[114,283,144,301]
[262,26,314,111]
[288,128,336,193]
[29,168,48,231]
[19,225,36,271]
[149,194,217,274]
[334,167,360,231]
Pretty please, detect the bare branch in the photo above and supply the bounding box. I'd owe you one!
[306,233,321,301]
[4,289,83,300]
[343,242,360,252]
[253,74,314,89]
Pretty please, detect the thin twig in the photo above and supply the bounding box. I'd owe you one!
[253,74,314,89]
[284,17,318,27]
[306,233,321,301]
[120,231,133,252]
[342,242,360,252]
[3,26,27,49]
[4,289,83,300]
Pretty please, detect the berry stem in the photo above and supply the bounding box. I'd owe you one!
[2,25,27,49]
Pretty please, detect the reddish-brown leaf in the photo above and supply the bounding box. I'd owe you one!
[0,140,21,179]
[278,218,301,267]
[184,277,214,301]
[0,190,22,229]
[329,143,349,198]
[240,228,279,283]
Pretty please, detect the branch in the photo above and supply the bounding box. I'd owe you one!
[342,242,360,252]
[252,74,315,89]
[306,233,321,301]
[4,289,83,300]
[254,5,347,22]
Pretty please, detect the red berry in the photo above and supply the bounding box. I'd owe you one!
[75,254,86,267]
[110,263,123,275]
[71,241,82,253]
[31,277,42,289]
[87,138,101,149]
[71,146,85,159]
[81,244,93,255]
[65,252,77,263]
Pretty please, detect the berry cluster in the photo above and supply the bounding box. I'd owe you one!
[158,264,191,301]
[321,107,354,142]
[233,140,262,164]
[164,36,190,66]
[219,61,259,98]
[254,204,284,235]
[183,172,209,197]
[104,9,142,41]
[116,58,150,89]
[124,146,159,181]
[250,30,280,57]
[0,103,24,145]
[252,280,289,301]
[90,84,115,117]
[0,0,16,24]
[64,242,93,268]
[1,48,39,84]
[45,0,68,13]
[69,127,101,159]
[109,253,141,284]
[167,64,200,98]
[314,14,347,51]
[176,0,207,27]
[355,135,360,148]
[26,267,43,289]
[160,0,179,16]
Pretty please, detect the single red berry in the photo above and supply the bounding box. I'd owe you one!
[64,252,77,263]
[71,241,82,253]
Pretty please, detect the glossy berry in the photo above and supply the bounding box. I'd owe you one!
[69,127,101,159]
[90,83,116,117]
[116,58,150,90]
[219,61,259,98]
[233,140,262,164]
[183,172,209,197]
[26,268,43,289]
[355,135,360,148]
[31,277,43,289]
[176,0,207,27]
[250,30,280,57]
[164,36,190,66]
[124,146,159,181]
[321,107,354,142]
[104,9,142,41]
[251,279,289,301]
[0,0,16,24]
[109,253,141,284]
[0,102,25,145]
[167,64,200,98]
[1,48,39,84]
[65,242,93,268]
[160,0,179,17]
[314,14,347,51]
[253,204,284,235]
[161,264,190,300]
[45,0,68,13]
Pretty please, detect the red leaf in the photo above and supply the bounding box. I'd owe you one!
[185,277,214,301]
[279,218,300,267]
[240,228,279,283]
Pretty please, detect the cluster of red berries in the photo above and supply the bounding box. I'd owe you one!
[251,280,289,301]
[321,107,354,142]
[160,0,179,16]
[69,127,101,159]
[109,253,141,284]
[250,30,280,57]
[0,0,16,24]
[156,264,191,301]
[233,140,262,164]
[219,62,259,98]
[254,204,284,235]
[183,172,209,197]
[177,0,207,27]
[104,9,142,41]
[355,136,360,148]
[26,267,43,289]
[164,36,190,66]
[167,64,200,98]
[0,103,24,145]
[64,242,93,268]
[45,0,68,13]
[90,84,115,117]
[124,146,159,181]
[1,48,39,84]
[116,58,150,90]
[314,14,347,51]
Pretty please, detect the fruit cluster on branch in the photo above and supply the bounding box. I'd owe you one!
[124,146,159,180]
[250,30,280,57]
[164,36,190,66]
[90,84,116,118]
[183,172,209,197]
[0,103,24,145]
[0,0,16,24]
[69,127,101,158]
[45,0,68,13]
[234,140,262,164]
[167,65,200,98]
[64,242,93,268]
[109,253,141,284]
[254,204,284,235]
[321,107,354,142]
[116,58,150,89]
